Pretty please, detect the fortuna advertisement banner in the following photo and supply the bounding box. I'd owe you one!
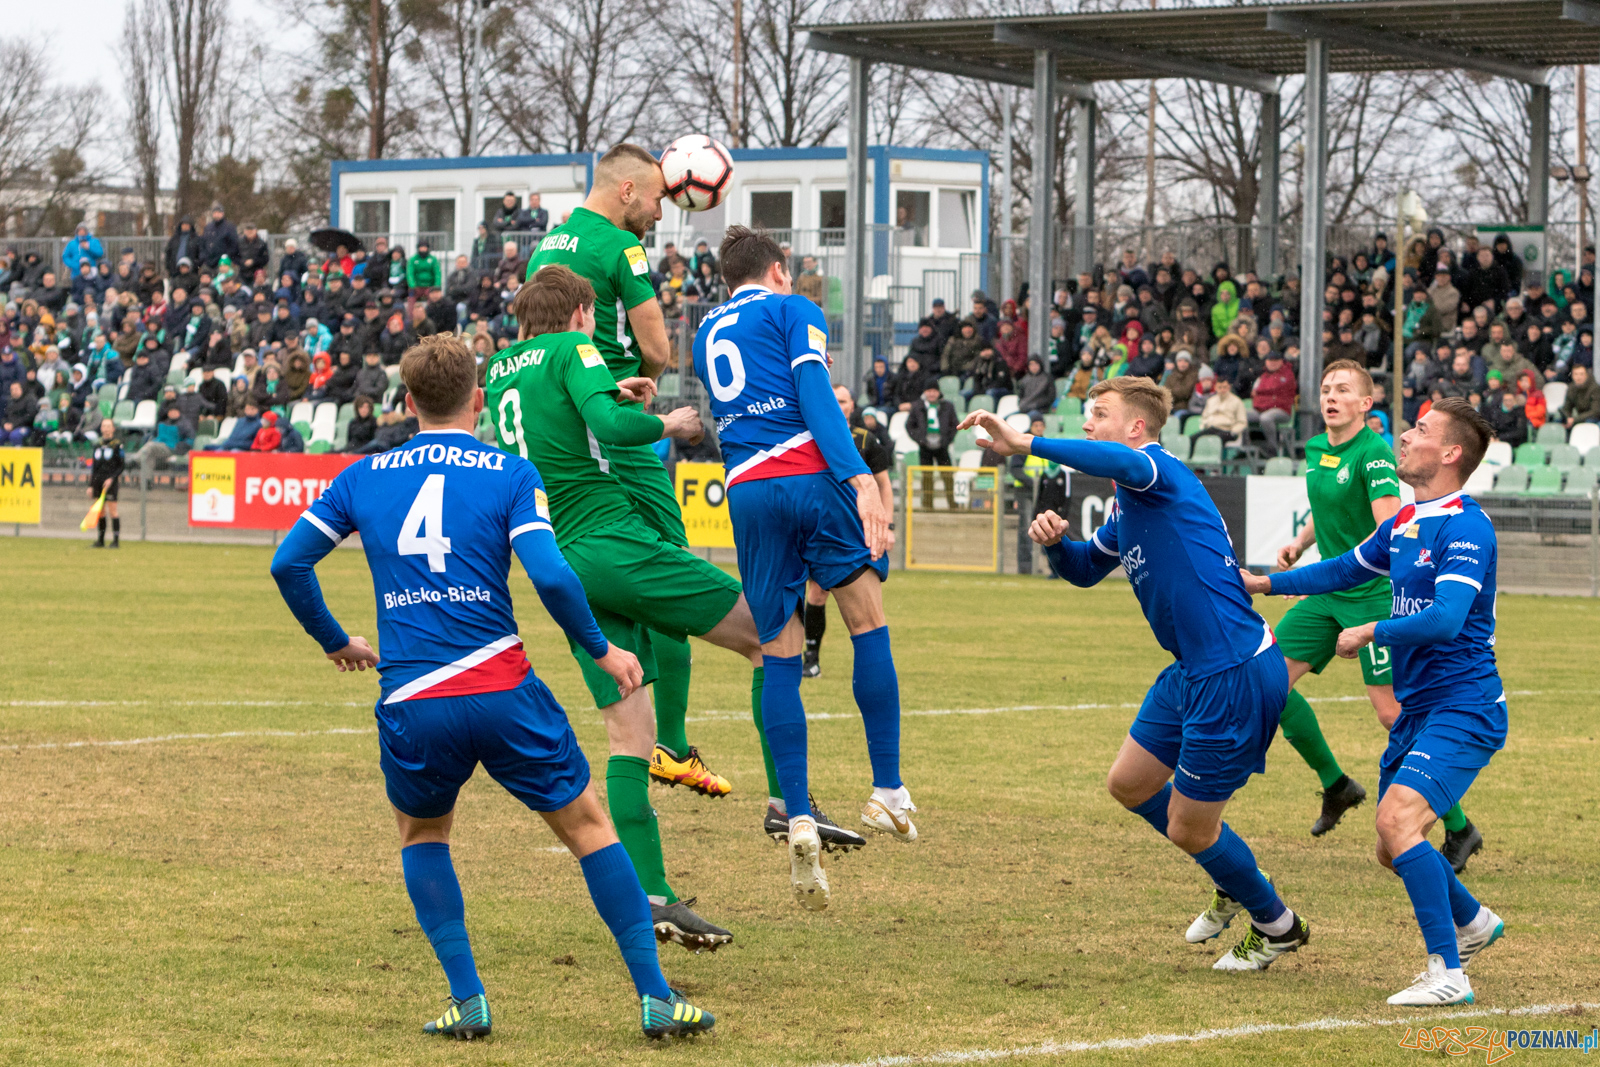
[188,452,360,530]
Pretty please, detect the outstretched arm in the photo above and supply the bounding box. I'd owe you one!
[1267,539,1387,597]
[957,410,1158,487]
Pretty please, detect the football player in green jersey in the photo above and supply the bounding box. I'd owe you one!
[1270,360,1481,868]
[523,145,727,803]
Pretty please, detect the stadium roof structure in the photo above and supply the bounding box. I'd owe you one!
[806,0,1599,399]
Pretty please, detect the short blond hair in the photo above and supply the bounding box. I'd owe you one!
[1322,358,1374,395]
[1088,376,1171,436]
[400,334,478,420]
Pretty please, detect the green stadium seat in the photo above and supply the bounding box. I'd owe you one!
[1263,456,1297,476]
[951,428,977,455]
[1163,435,1191,462]
[968,395,996,413]
[1587,447,1600,468]
[113,400,135,424]
[947,394,966,417]
[1059,413,1086,434]
[657,373,681,397]
[1514,442,1546,468]
[193,435,215,451]
[307,440,332,454]
[1042,414,1063,435]
[165,367,186,386]
[197,417,219,439]
[97,384,118,417]
[939,375,961,398]
[1549,444,1583,470]
[1560,466,1598,497]
[1184,417,1204,436]
[338,402,355,427]
[1059,396,1083,415]
[1188,434,1223,468]
[1054,377,1072,398]
[1524,466,1563,496]
[1536,422,1566,447]
[1493,465,1529,493]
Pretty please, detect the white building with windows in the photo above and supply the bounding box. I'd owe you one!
[330,145,990,321]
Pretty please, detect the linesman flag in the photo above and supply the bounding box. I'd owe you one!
[80,483,109,532]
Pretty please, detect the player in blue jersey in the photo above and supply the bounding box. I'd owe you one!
[1243,397,1506,1006]
[691,227,911,911]
[962,377,1310,971]
[269,335,715,1041]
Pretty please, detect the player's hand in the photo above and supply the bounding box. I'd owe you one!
[1238,569,1272,596]
[615,376,658,405]
[851,474,890,561]
[594,644,644,699]
[327,636,379,672]
[1276,541,1303,571]
[1335,623,1377,659]
[659,407,705,445]
[1029,509,1068,547]
[957,409,1031,457]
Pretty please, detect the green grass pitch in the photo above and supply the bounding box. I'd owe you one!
[2,539,1597,1065]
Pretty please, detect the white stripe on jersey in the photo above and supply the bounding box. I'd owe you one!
[383,635,522,705]
[586,428,610,473]
[300,510,342,543]
[726,430,816,482]
[508,521,553,541]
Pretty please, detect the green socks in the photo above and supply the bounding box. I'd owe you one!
[604,755,676,905]
[1279,689,1346,790]
[652,634,692,758]
[750,666,783,801]
[1442,803,1469,833]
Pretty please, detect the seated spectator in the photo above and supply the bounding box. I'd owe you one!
[940,321,982,378]
[907,323,942,365]
[250,364,288,410]
[3,381,38,445]
[251,410,283,451]
[1126,337,1164,382]
[376,311,416,366]
[996,320,1028,377]
[1211,336,1246,392]
[206,402,262,450]
[1518,371,1548,428]
[1015,357,1054,414]
[281,349,311,401]
[356,408,419,453]
[491,241,524,289]
[354,350,389,402]
[1249,350,1298,457]
[1565,364,1600,428]
[126,348,164,403]
[861,356,893,409]
[344,397,378,452]
[891,354,936,411]
[1196,376,1247,443]
[964,346,1012,404]
[1065,349,1103,400]
[468,274,502,322]
[1484,385,1529,447]
[132,403,194,469]
[325,350,360,406]
[1161,350,1200,410]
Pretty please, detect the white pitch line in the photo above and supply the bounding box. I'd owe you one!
[804,1001,1600,1067]
[4,699,371,708]
[4,690,1547,752]
[4,727,376,752]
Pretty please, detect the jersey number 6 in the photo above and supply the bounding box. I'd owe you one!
[704,314,746,403]
[399,473,453,572]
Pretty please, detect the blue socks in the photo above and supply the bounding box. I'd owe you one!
[1393,841,1464,967]
[850,626,903,789]
[578,842,672,1000]
[1192,824,1287,927]
[1436,847,1483,927]
[760,654,812,820]
[401,843,484,1000]
[1129,782,1172,836]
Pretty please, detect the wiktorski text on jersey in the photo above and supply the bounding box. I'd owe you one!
[369,445,507,471]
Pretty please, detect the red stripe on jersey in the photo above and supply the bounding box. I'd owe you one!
[726,439,830,486]
[398,643,530,703]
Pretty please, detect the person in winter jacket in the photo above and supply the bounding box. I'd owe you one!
[964,346,1012,404]
[406,241,442,292]
[1210,279,1241,341]
[343,397,378,451]
[3,381,38,445]
[353,350,389,402]
[939,321,984,378]
[201,205,240,270]
[165,217,201,277]
[1015,357,1055,414]
[891,354,937,410]
[1161,350,1201,410]
[125,350,163,403]
[251,410,283,451]
[1248,350,1298,456]
[61,226,105,274]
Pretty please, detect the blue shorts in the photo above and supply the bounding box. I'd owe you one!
[1378,702,1507,817]
[376,672,591,819]
[1128,649,1289,803]
[728,472,889,643]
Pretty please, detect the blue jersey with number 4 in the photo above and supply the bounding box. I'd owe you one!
[302,429,554,704]
[692,284,863,486]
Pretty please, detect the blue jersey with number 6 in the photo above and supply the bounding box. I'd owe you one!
[693,285,841,486]
[302,429,554,703]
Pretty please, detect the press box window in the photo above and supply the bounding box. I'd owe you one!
[749,191,794,234]
[894,190,929,247]
[417,199,456,250]
[352,200,391,236]
[937,189,976,249]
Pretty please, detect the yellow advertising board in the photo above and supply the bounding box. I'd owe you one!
[0,447,42,524]
[674,461,734,549]
[189,455,237,524]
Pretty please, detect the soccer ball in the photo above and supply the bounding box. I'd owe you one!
[660,135,734,212]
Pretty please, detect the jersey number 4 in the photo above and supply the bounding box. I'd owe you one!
[704,314,746,402]
[399,473,452,572]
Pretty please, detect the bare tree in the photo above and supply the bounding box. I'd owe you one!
[157,0,228,220]
[122,1,166,235]
[408,0,513,157]
[0,40,103,237]
[493,0,668,153]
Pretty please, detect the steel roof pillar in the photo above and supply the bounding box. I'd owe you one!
[1256,91,1281,281]
[1298,37,1329,431]
[1071,94,1096,278]
[1029,49,1057,364]
[842,55,870,385]
[1529,82,1551,233]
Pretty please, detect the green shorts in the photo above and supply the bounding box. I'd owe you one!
[1275,591,1394,687]
[561,514,742,707]
[603,442,687,547]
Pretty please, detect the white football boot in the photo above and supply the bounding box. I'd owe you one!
[861,787,918,842]
[1457,906,1504,969]
[788,816,829,911]
[1388,954,1474,1006]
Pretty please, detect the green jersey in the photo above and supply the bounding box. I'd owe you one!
[524,207,657,380]
[485,331,633,546]
[1303,425,1400,600]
